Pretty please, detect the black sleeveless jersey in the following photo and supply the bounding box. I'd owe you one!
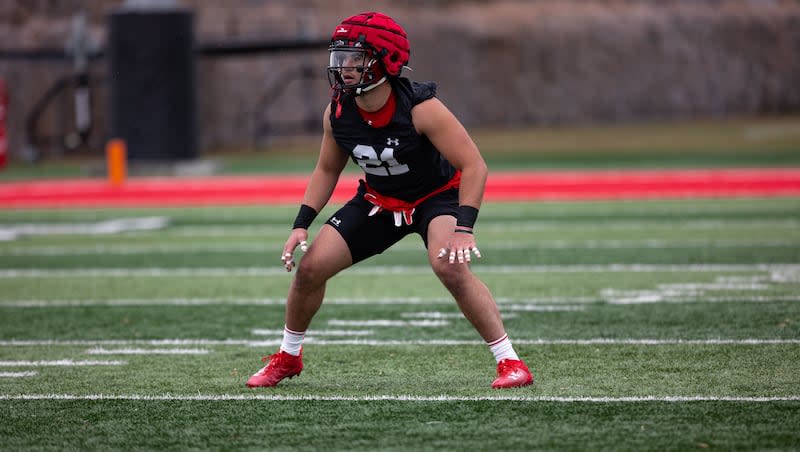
[330,77,457,203]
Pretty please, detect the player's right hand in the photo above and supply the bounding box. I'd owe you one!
[281,228,309,272]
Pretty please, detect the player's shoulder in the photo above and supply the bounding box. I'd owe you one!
[393,77,437,106]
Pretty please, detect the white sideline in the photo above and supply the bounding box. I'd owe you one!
[1,393,799,403]
[0,338,798,347]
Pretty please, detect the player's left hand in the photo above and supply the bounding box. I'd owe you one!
[281,228,309,272]
[437,229,482,264]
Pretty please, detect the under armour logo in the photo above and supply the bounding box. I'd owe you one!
[336,27,348,33]
[330,217,342,227]
[387,138,399,146]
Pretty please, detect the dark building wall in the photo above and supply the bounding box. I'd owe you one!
[0,0,798,157]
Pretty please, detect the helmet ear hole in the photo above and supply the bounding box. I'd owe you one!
[390,52,399,62]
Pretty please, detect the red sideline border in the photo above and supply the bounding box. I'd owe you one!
[1,168,800,209]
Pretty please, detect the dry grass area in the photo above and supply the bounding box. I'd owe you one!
[250,115,800,156]
[470,116,800,154]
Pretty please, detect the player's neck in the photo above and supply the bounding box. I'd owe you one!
[355,82,392,112]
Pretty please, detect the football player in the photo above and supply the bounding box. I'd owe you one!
[247,11,533,389]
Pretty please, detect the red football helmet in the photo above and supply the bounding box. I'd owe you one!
[327,12,410,96]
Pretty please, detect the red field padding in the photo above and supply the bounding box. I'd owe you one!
[1,168,799,208]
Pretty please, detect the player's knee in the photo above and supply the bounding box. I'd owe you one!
[431,260,469,292]
[294,256,330,291]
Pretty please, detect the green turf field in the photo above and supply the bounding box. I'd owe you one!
[1,197,799,450]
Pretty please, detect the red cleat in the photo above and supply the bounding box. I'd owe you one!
[492,359,534,389]
[246,350,303,388]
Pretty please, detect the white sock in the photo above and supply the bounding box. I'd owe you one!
[487,334,519,363]
[280,325,305,356]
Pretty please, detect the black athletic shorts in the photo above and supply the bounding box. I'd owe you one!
[325,183,459,264]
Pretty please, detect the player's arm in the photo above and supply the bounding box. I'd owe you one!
[302,104,350,211]
[282,104,349,271]
[412,97,488,264]
[412,97,488,222]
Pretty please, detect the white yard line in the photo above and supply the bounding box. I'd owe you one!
[0,297,453,308]
[0,360,126,366]
[166,225,292,236]
[478,219,800,231]
[1,264,798,278]
[0,371,37,378]
[251,339,800,346]
[0,339,255,347]
[400,312,466,319]
[0,298,287,307]
[656,283,770,290]
[85,348,210,355]
[1,294,798,309]
[0,393,798,402]
[1,243,271,255]
[0,338,798,347]
[605,294,800,305]
[251,329,374,337]
[0,217,169,241]
[34,219,791,238]
[0,297,599,308]
[399,311,521,319]
[500,304,585,312]
[3,239,796,255]
[164,219,800,235]
[327,319,450,327]
[599,273,800,304]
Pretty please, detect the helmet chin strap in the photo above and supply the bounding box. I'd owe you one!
[331,74,388,118]
[354,76,387,96]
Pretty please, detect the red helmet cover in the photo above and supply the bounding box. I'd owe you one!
[330,11,410,77]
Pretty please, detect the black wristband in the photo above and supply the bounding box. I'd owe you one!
[292,204,318,230]
[456,205,479,229]
[454,227,473,234]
